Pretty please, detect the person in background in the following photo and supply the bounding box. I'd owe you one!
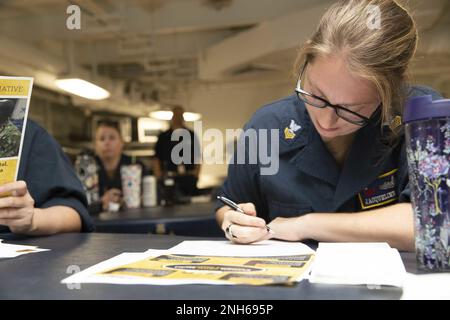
[0,98,94,235]
[94,120,145,213]
[152,105,201,197]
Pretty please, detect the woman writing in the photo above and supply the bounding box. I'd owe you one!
[216,0,442,251]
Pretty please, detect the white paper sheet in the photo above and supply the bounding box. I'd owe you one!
[401,272,450,300]
[308,242,406,287]
[167,240,315,257]
[0,239,50,258]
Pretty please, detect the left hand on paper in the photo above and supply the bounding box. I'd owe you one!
[0,180,36,234]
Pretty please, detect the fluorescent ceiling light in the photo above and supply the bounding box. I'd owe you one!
[149,111,202,122]
[149,111,174,121]
[183,112,202,121]
[55,78,110,100]
[138,117,168,131]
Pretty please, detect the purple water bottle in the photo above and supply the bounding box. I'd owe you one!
[404,95,450,271]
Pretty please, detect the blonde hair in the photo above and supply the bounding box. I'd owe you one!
[294,0,417,131]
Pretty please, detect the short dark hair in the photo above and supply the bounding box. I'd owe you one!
[96,119,121,135]
[171,105,184,113]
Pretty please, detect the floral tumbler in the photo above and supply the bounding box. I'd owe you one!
[404,95,450,271]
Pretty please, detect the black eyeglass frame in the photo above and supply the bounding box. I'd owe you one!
[294,62,380,126]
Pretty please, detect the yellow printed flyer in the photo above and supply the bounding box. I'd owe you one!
[0,77,33,187]
[98,253,315,286]
[61,241,316,286]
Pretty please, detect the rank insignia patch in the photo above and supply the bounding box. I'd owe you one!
[284,119,301,140]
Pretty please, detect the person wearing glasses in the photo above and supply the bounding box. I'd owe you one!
[215,0,442,251]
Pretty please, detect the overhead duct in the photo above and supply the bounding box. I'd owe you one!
[198,2,332,80]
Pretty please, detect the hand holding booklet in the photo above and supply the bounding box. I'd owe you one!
[0,76,33,189]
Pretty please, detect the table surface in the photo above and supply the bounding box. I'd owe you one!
[94,203,215,223]
[92,203,221,236]
[0,233,418,300]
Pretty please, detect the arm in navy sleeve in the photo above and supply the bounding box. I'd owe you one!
[214,125,269,222]
[18,121,94,232]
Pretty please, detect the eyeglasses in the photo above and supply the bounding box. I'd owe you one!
[295,62,379,126]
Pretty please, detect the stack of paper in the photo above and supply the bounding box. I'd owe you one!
[308,242,406,287]
[62,240,315,286]
[0,239,49,258]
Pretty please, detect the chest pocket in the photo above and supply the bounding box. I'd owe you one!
[358,169,398,210]
[268,200,313,219]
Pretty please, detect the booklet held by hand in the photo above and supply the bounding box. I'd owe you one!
[0,76,33,194]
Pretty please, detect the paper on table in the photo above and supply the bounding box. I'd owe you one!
[0,239,49,258]
[62,250,239,286]
[61,241,316,286]
[62,250,270,286]
[401,272,450,300]
[61,251,171,285]
[308,242,406,287]
[167,240,315,257]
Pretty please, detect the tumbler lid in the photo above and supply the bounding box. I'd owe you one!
[403,95,450,123]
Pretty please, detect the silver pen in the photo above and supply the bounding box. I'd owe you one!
[217,196,274,234]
